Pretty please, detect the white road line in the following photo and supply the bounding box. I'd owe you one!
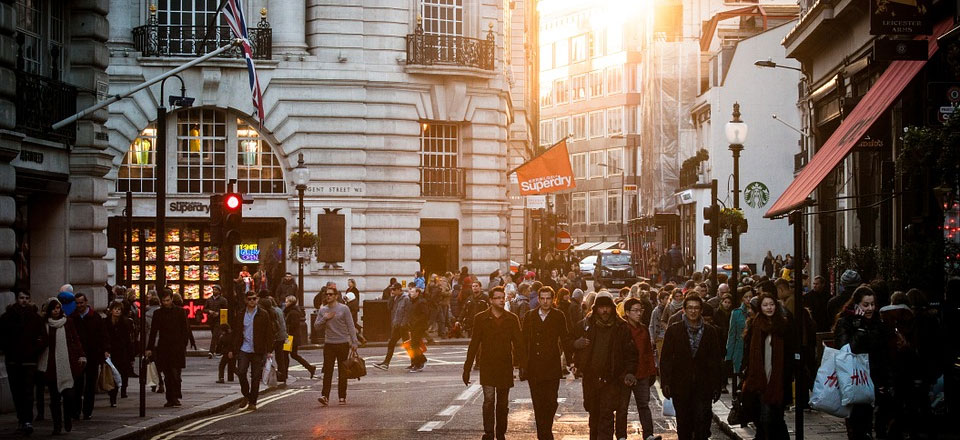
[151,389,304,440]
[455,383,482,401]
[418,421,444,432]
[437,404,462,416]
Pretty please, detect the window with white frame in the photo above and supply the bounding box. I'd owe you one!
[555,117,569,141]
[606,148,623,175]
[589,71,603,97]
[420,122,459,167]
[588,190,605,224]
[589,151,604,178]
[572,193,586,224]
[237,119,286,194]
[589,111,604,138]
[571,74,587,101]
[627,64,639,92]
[540,119,554,146]
[16,0,64,77]
[540,85,553,107]
[572,153,586,180]
[571,34,587,63]
[590,30,604,58]
[554,78,569,104]
[606,107,623,135]
[420,0,463,37]
[176,108,227,194]
[555,38,569,66]
[572,114,586,140]
[607,190,621,223]
[606,65,623,94]
[117,125,158,193]
[157,0,223,56]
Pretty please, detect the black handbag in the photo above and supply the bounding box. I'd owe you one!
[726,391,743,425]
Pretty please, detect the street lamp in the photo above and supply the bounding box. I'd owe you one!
[294,152,310,308]
[725,102,747,295]
[597,162,625,240]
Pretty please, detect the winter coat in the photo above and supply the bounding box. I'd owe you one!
[231,306,276,355]
[572,314,638,383]
[271,306,287,343]
[521,308,570,381]
[409,295,430,333]
[284,305,305,345]
[626,319,657,379]
[148,306,190,370]
[204,295,229,326]
[70,308,111,366]
[276,280,298,301]
[464,308,524,388]
[0,303,46,365]
[389,293,411,330]
[105,316,136,373]
[833,309,891,387]
[43,319,86,381]
[804,287,833,332]
[726,304,748,372]
[460,293,490,328]
[660,318,723,400]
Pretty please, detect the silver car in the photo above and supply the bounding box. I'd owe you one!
[579,255,597,279]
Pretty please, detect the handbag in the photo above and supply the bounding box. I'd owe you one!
[810,345,852,417]
[105,358,122,388]
[283,335,294,352]
[662,398,676,417]
[726,391,743,425]
[342,348,367,380]
[836,343,875,406]
[96,363,116,393]
[262,357,278,387]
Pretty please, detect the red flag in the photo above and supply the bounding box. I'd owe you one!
[513,139,576,195]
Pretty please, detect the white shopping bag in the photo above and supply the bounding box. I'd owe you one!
[836,343,875,406]
[662,398,676,417]
[262,357,278,387]
[146,362,160,388]
[105,358,122,388]
[809,345,851,417]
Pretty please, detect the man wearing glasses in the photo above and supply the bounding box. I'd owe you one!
[659,293,723,440]
[227,291,275,411]
[619,298,662,440]
[314,286,359,406]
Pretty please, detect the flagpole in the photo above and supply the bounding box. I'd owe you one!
[196,0,230,55]
[52,40,241,130]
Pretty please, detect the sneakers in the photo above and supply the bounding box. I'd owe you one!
[338,398,346,405]
[246,404,257,411]
[373,363,389,371]
[216,379,225,384]
[163,401,176,408]
[238,399,249,410]
[317,396,329,407]
[22,423,33,436]
[173,401,182,407]
[408,366,423,373]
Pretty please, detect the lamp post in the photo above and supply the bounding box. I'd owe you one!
[725,103,748,296]
[294,152,309,309]
[597,162,626,240]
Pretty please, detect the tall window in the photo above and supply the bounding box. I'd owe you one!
[420,123,459,168]
[540,85,554,107]
[176,108,227,194]
[117,125,158,193]
[606,66,623,94]
[421,0,463,37]
[606,107,623,135]
[571,74,587,101]
[237,119,286,194]
[16,0,64,77]
[554,79,569,104]
[589,151,603,178]
[157,0,222,55]
[572,153,586,180]
[607,190,621,223]
[606,148,623,175]
[589,71,604,97]
[589,191,605,224]
[589,111,604,138]
[571,34,587,63]
[572,193,586,224]
[555,117,569,141]
[540,119,554,146]
[572,114,586,140]
[590,31,604,58]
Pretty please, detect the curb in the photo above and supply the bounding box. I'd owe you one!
[298,338,470,350]
[712,398,753,440]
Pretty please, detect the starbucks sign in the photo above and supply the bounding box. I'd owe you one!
[744,182,770,209]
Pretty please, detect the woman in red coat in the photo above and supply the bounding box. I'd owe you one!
[37,298,86,435]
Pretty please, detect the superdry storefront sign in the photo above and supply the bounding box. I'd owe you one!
[168,201,210,215]
[512,139,576,196]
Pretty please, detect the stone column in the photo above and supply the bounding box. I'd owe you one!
[269,0,307,55]
[68,1,113,307]
[107,0,136,50]
[0,0,19,309]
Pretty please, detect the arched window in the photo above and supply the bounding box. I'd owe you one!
[117,125,157,193]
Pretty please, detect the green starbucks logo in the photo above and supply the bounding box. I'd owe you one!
[744,181,769,209]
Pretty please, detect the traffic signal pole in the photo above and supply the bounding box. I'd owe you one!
[710,179,718,294]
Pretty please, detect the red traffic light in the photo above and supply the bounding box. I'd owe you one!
[225,193,241,210]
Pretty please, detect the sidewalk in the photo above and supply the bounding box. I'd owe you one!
[712,391,847,440]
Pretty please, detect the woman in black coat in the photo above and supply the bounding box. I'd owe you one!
[146,290,189,407]
[741,293,795,439]
[105,301,135,405]
[283,296,316,378]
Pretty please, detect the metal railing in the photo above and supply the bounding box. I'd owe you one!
[406,24,495,70]
[15,69,77,143]
[133,13,271,59]
[420,166,466,198]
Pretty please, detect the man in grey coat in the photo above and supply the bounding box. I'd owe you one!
[373,283,410,370]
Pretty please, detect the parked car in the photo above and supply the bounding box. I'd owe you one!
[579,255,597,279]
[593,249,638,290]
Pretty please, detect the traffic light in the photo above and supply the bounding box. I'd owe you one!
[209,194,224,244]
[702,204,719,237]
[222,192,243,245]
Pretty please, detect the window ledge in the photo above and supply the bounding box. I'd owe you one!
[136,57,280,70]
[404,64,496,80]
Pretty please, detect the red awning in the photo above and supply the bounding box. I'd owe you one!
[765,19,954,219]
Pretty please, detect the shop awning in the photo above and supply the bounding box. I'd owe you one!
[573,242,599,251]
[765,19,953,219]
[590,242,621,250]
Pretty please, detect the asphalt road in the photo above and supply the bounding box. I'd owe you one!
[151,345,733,439]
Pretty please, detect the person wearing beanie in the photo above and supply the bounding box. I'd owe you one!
[572,292,639,439]
[827,269,862,322]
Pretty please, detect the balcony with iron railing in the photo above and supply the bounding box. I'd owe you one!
[406,20,495,74]
[133,7,271,59]
[15,69,77,144]
[420,166,466,198]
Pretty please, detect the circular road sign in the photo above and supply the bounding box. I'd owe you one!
[556,230,572,251]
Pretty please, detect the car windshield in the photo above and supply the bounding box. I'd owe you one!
[581,256,596,264]
[602,254,631,266]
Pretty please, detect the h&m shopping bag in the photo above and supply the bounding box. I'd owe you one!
[96,363,116,393]
[809,345,851,417]
[262,357,278,387]
[146,362,160,388]
[662,398,676,417]
[836,343,875,406]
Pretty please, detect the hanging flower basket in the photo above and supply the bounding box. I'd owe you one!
[288,231,318,261]
[719,208,748,234]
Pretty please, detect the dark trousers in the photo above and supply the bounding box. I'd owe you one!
[757,402,789,440]
[529,379,560,440]
[219,355,236,380]
[275,341,289,382]
[159,366,182,404]
[845,403,874,440]
[410,328,427,368]
[673,394,714,440]
[237,351,265,405]
[210,323,221,353]
[107,366,130,404]
[482,385,511,440]
[6,363,36,425]
[46,380,74,431]
[289,342,312,372]
[322,343,349,399]
[381,325,408,365]
[35,379,44,419]
[583,376,620,440]
[618,377,654,439]
[73,362,98,418]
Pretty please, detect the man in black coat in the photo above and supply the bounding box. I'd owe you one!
[463,286,524,440]
[572,292,639,439]
[0,291,46,435]
[228,290,276,411]
[146,288,190,407]
[521,286,571,440]
[660,293,724,440]
[205,285,229,357]
[69,293,110,420]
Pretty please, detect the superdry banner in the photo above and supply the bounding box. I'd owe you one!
[512,139,576,195]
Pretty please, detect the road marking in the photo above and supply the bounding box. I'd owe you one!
[455,383,482,401]
[418,421,444,432]
[512,397,566,404]
[151,388,304,440]
[437,404,462,416]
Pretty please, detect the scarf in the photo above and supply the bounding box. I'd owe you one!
[744,316,785,405]
[682,314,704,357]
[37,317,74,393]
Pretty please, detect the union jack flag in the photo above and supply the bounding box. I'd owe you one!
[221,0,265,128]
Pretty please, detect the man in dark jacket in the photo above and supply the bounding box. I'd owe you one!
[463,286,524,440]
[70,293,110,420]
[205,285,229,357]
[827,269,861,322]
[660,293,724,440]
[459,281,490,336]
[228,290,276,411]
[282,295,316,377]
[408,287,431,370]
[573,292,639,439]
[146,288,190,407]
[521,286,571,440]
[374,283,409,370]
[0,291,46,435]
[276,273,298,302]
[805,275,832,332]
